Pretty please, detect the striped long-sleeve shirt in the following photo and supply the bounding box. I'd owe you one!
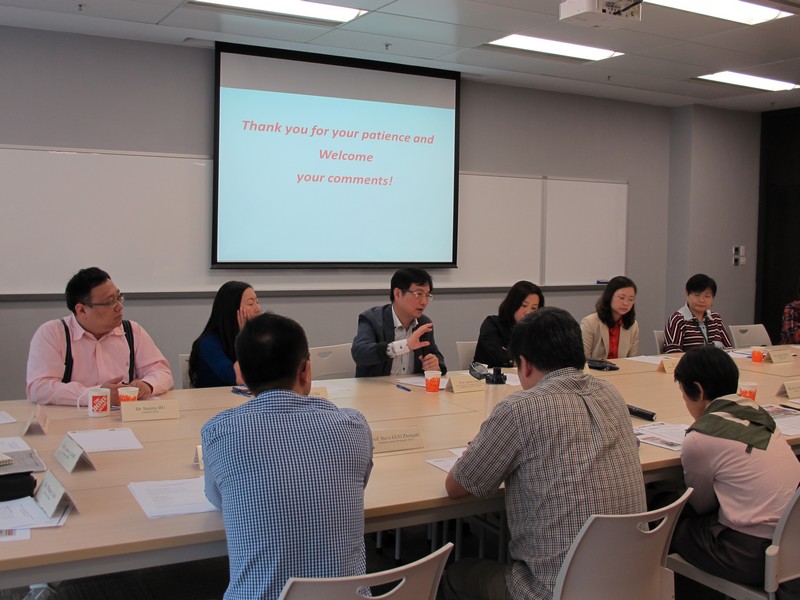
[664,304,732,353]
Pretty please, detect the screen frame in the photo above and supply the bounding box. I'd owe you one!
[212,42,460,270]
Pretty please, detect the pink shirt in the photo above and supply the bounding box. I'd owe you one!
[26,314,173,405]
[681,426,800,539]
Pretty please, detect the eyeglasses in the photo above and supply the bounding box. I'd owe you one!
[614,295,635,303]
[84,294,125,308]
[403,289,434,301]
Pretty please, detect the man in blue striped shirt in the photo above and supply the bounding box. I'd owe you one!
[202,313,374,600]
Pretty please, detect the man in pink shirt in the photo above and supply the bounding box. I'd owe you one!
[26,267,173,406]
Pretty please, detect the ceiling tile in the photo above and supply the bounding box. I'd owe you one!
[339,11,503,47]
[2,0,799,111]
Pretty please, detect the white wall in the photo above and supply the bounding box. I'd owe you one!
[0,27,761,400]
[666,105,761,325]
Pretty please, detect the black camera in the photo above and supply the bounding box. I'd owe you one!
[469,362,507,384]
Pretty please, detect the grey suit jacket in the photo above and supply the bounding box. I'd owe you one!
[351,304,447,378]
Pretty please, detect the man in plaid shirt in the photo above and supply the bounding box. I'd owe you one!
[443,307,646,600]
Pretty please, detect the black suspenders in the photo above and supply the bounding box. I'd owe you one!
[61,319,135,383]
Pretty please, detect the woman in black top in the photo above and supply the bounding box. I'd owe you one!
[474,281,544,367]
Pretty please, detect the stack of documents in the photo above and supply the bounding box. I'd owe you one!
[635,422,687,451]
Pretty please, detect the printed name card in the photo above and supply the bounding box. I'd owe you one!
[659,358,677,374]
[445,374,486,394]
[24,405,49,435]
[120,399,180,422]
[372,427,424,453]
[767,349,793,364]
[778,380,800,400]
[35,471,76,518]
[194,445,204,470]
[55,434,95,473]
[309,386,329,399]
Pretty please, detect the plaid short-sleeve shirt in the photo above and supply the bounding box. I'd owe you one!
[452,368,647,600]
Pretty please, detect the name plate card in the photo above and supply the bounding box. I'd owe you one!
[55,435,95,473]
[309,386,329,399]
[120,399,180,422]
[24,405,49,435]
[778,380,800,400]
[372,427,424,453]
[767,349,794,364]
[445,374,486,394]
[194,445,204,470]
[35,471,76,518]
[659,358,677,374]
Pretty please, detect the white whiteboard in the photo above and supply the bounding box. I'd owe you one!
[455,174,542,287]
[0,148,214,294]
[0,148,624,294]
[542,179,627,285]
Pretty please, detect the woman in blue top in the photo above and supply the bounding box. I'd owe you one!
[189,281,261,388]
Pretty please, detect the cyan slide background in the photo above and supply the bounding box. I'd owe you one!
[217,88,457,263]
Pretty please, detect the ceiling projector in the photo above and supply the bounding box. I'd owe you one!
[560,0,642,29]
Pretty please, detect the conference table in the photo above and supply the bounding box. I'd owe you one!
[1,348,799,589]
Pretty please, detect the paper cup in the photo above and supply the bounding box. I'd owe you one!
[424,370,441,393]
[751,347,765,363]
[738,381,758,401]
[118,386,139,403]
[78,387,111,417]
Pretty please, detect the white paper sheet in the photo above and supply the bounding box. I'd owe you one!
[764,404,800,418]
[68,428,143,452]
[0,437,31,452]
[396,376,448,390]
[635,422,688,451]
[426,457,458,472]
[0,412,16,425]
[311,381,352,392]
[0,497,52,529]
[0,528,31,542]
[773,414,800,436]
[27,505,72,529]
[128,477,219,518]
[624,355,665,364]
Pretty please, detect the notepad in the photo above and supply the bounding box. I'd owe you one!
[0,449,47,475]
[0,452,12,466]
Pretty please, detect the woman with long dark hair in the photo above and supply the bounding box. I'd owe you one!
[188,281,260,388]
[580,275,639,359]
[474,281,544,367]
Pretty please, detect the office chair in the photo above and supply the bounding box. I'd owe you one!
[729,324,772,348]
[668,487,800,600]
[455,341,478,370]
[308,343,355,380]
[178,353,191,389]
[553,488,692,600]
[277,542,453,600]
[653,330,665,354]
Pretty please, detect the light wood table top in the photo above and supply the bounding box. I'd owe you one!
[1,364,798,589]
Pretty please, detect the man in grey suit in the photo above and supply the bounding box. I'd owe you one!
[351,267,447,378]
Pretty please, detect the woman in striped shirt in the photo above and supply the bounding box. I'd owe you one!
[664,273,732,353]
